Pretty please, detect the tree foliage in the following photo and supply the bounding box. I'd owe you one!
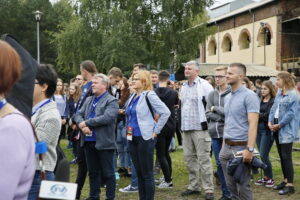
[53,0,215,77]
[0,0,215,78]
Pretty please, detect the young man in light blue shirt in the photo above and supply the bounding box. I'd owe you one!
[219,63,260,200]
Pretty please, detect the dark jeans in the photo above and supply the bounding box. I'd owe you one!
[156,134,173,182]
[129,136,156,200]
[28,171,55,200]
[84,142,116,200]
[175,122,182,146]
[212,138,231,198]
[256,123,274,179]
[273,132,294,183]
[75,140,87,199]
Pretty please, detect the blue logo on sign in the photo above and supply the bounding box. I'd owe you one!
[50,184,68,195]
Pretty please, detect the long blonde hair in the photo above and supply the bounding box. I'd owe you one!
[277,71,296,91]
[133,70,153,91]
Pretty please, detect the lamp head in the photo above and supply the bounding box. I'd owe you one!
[34,10,43,21]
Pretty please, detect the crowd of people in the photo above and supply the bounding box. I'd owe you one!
[0,39,300,200]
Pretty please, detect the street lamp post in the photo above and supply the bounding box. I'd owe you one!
[34,10,42,64]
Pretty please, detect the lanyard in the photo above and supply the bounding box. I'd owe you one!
[89,92,107,117]
[32,99,51,116]
[0,99,7,110]
[127,95,139,125]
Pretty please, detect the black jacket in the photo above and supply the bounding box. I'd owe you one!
[154,87,178,136]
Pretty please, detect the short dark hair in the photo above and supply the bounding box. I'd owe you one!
[36,64,58,98]
[80,60,97,74]
[229,63,246,75]
[108,67,123,78]
[159,70,170,82]
[133,63,146,70]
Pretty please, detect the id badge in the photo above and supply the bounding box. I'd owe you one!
[127,126,133,141]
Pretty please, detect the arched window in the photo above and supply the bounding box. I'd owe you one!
[257,25,272,46]
[208,38,217,56]
[222,34,232,52]
[239,29,251,50]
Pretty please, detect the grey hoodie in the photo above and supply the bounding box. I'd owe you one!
[205,86,231,138]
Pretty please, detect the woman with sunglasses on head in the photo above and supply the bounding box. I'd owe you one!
[268,72,300,195]
[0,40,35,200]
[254,81,276,187]
[125,70,170,200]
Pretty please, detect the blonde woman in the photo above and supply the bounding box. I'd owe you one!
[269,72,299,195]
[125,70,170,200]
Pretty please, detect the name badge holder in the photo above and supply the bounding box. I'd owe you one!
[127,126,133,141]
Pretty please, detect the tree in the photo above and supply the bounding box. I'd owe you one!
[53,0,215,77]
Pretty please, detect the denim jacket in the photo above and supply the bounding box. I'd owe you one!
[125,91,170,140]
[269,89,300,144]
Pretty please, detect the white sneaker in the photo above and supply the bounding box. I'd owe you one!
[119,184,138,193]
[158,181,173,189]
[155,176,164,183]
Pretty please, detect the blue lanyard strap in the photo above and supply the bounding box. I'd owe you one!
[0,99,7,110]
[32,99,51,116]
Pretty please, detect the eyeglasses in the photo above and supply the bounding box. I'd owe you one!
[214,75,226,79]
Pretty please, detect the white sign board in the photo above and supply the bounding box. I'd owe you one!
[39,180,78,200]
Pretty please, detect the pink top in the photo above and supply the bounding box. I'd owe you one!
[0,111,36,200]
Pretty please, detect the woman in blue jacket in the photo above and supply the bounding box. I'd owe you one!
[125,70,170,200]
[268,72,299,195]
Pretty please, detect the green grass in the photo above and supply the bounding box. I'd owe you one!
[61,140,300,200]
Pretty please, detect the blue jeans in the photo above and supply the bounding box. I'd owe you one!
[212,138,231,198]
[84,142,115,200]
[131,159,138,187]
[256,122,274,179]
[129,136,156,200]
[117,121,130,168]
[28,171,55,200]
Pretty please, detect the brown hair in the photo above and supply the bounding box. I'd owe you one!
[243,77,251,89]
[133,70,153,91]
[150,70,159,75]
[0,41,21,94]
[108,67,123,78]
[56,78,65,96]
[262,80,276,100]
[205,76,215,88]
[80,60,97,74]
[277,71,296,90]
[133,63,146,70]
[68,83,81,103]
[119,77,130,106]
[229,62,246,76]
[215,66,228,73]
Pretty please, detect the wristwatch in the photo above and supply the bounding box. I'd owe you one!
[247,147,254,152]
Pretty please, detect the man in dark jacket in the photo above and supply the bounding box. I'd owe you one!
[73,60,97,199]
[75,73,119,200]
[154,70,179,188]
[206,66,231,200]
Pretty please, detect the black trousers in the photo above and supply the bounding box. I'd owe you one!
[156,134,173,183]
[84,142,115,200]
[75,140,87,199]
[273,132,294,183]
[175,122,182,146]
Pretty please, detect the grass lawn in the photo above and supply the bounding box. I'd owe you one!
[61,139,300,200]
